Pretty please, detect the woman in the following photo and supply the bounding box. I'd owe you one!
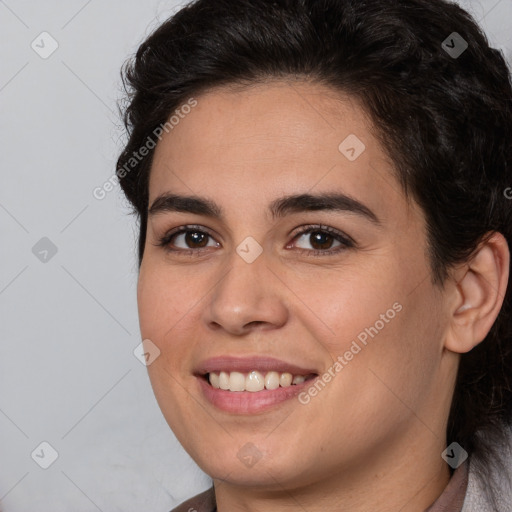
[116,0,512,510]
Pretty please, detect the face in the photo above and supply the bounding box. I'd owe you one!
[137,81,456,491]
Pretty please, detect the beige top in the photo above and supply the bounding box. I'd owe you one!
[425,461,469,511]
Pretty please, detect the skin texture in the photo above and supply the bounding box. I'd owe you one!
[137,81,509,512]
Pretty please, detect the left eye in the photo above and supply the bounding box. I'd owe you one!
[291,226,353,254]
[156,224,354,256]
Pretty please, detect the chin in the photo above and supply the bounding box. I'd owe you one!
[190,436,312,488]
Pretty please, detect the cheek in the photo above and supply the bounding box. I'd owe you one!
[137,265,200,427]
[137,262,188,337]
[136,262,193,376]
[335,286,443,423]
[297,264,441,407]
[286,263,403,355]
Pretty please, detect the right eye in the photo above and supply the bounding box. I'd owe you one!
[154,225,220,255]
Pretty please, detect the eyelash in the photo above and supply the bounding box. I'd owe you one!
[154,224,355,257]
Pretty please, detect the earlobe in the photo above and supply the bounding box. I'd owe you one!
[444,232,510,354]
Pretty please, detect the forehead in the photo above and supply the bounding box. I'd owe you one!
[148,80,415,227]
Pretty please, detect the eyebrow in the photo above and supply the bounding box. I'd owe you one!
[148,192,381,225]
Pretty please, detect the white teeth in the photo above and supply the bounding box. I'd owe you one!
[265,371,280,390]
[246,371,265,392]
[209,372,220,389]
[230,371,246,391]
[280,372,293,387]
[207,370,310,391]
[219,371,230,390]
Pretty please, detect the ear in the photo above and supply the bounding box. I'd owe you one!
[444,232,510,354]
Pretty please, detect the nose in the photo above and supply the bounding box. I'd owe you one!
[202,251,289,336]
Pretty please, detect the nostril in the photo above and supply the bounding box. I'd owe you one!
[246,321,265,329]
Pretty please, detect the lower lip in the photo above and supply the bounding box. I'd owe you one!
[197,376,317,414]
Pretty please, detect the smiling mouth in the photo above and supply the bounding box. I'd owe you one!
[203,370,318,392]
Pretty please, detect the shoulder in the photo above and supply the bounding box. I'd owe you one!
[169,487,216,512]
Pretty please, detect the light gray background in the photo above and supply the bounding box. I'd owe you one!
[0,0,510,510]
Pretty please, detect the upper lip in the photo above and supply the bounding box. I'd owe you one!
[195,356,319,376]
